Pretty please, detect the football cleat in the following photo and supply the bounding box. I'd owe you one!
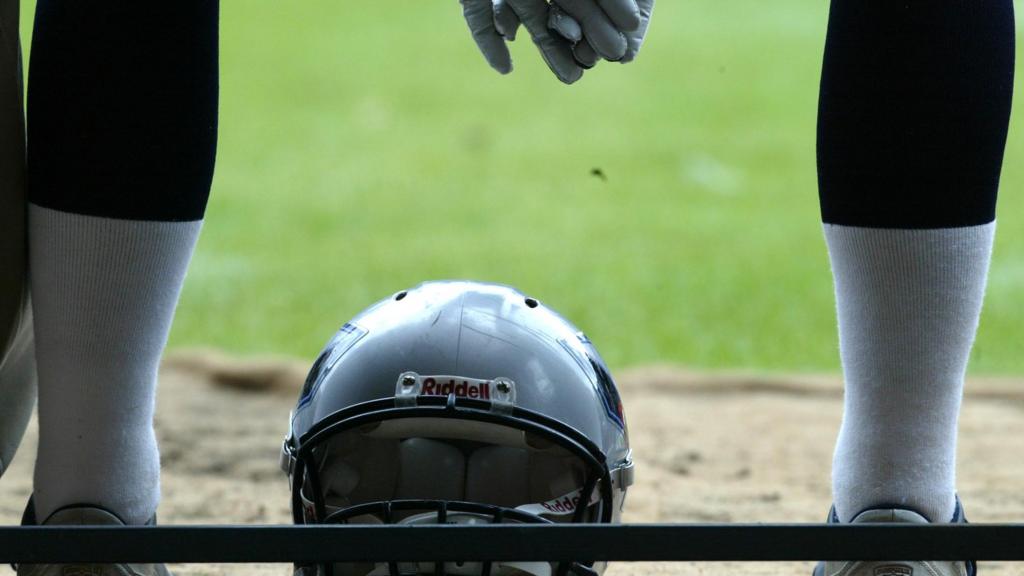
[813,495,976,576]
[17,502,171,576]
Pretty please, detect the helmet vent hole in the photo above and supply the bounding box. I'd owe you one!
[524,297,539,308]
[395,291,408,301]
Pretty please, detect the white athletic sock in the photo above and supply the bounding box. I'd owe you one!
[825,222,994,524]
[30,205,201,525]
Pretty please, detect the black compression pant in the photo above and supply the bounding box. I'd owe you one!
[27,1,219,222]
[817,0,1014,229]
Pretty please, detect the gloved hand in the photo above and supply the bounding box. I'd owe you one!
[550,0,655,69]
[461,0,654,84]
[461,0,585,84]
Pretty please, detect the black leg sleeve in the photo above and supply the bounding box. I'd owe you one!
[817,0,1014,229]
[27,1,219,222]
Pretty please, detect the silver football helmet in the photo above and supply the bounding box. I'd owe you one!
[281,281,634,576]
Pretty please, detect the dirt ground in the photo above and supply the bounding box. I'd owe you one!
[3,349,1024,575]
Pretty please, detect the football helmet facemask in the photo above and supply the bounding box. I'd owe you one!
[282,281,634,576]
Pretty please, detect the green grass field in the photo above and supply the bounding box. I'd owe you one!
[21,2,1024,373]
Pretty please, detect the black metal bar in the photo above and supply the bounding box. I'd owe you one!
[2,524,1024,564]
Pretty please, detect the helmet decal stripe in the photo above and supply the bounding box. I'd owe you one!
[297,322,368,408]
[558,335,626,431]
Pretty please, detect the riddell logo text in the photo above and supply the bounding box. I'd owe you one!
[421,378,491,399]
[541,494,581,514]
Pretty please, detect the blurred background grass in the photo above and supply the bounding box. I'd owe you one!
[20,2,1024,373]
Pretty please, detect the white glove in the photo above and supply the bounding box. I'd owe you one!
[461,0,586,84]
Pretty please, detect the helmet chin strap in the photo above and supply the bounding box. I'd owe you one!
[513,485,602,519]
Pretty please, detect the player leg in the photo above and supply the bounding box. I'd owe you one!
[815,0,1014,574]
[0,0,37,479]
[25,0,218,531]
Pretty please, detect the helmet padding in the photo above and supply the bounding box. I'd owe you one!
[465,446,529,508]
[397,438,465,502]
